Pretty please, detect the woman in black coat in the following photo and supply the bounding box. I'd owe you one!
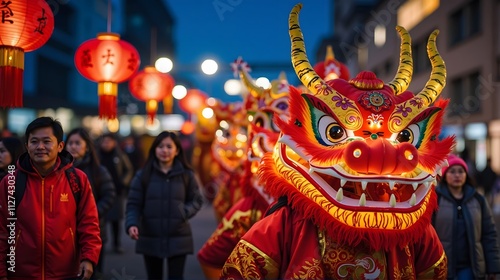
[65,128,116,279]
[126,131,203,280]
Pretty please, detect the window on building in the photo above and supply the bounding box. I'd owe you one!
[398,0,440,30]
[384,60,392,75]
[448,71,481,116]
[412,40,430,74]
[449,0,481,46]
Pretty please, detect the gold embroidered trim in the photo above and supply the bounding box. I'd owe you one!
[240,239,279,269]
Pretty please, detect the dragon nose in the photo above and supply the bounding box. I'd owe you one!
[343,138,418,175]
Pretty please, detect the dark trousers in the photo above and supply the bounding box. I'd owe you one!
[143,254,186,280]
[111,221,121,247]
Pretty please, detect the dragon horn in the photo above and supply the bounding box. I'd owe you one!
[387,26,413,95]
[289,4,334,95]
[410,30,446,106]
[239,68,264,98]
[288,4,361,130]
[326,45,334,60]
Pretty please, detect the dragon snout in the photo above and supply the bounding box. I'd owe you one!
[343,138,418,175]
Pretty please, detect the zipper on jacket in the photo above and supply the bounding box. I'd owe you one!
[41,178,45,280]
[50,185,53,213]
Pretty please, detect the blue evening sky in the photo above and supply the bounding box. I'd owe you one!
[165,0,331,102]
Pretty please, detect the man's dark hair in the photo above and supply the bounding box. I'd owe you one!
[25,117,64,143]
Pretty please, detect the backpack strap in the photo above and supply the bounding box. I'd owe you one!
[14,171,27,210]
[65,167,82,207]
[265,196,288,217]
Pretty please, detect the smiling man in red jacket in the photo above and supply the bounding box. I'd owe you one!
[0,117,102,280]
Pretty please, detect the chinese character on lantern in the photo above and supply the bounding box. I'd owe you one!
[74,32,140,119]
[0,0,54,107]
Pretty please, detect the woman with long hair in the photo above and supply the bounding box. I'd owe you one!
[126,131,203,280]
[65,128,116,279]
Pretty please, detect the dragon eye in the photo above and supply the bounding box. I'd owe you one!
[397,129,413,143]
[395,124,420,146]
[327,124,345,142]
[318,115,348,145]
[254,117,265,127]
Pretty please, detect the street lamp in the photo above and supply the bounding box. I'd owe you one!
[172,85,187,100]
[255,77,271,89]
[224,79,242,96]
[201,59,218,75]
[155,57,173,73]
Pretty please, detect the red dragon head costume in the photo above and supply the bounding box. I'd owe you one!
[210,100,249,221]
[313,45,350,81]
[259,4,454,251]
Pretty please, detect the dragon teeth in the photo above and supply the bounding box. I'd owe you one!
[336,188,344,202]
[340,179,347,187]
[361,181,368,191]
[412,183,418,191]
[388,181,395,190]
[359,193,366,206]
[389,194,397,207]
[409,193,416,206]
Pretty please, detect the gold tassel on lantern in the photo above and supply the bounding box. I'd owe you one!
[146,99,158,124]
[163,95,173,114]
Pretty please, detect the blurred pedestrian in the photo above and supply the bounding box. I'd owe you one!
[477,158,498,204]
[433,154,500,279]
[125,131,203,280]
[66,128,116,279]
[0,117,101,279]
[98,133,133,254]
[0,136,24,180]
[121,134,145,174]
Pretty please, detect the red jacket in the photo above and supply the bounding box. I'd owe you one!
[0,151,102,279]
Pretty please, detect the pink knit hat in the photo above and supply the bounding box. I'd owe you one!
[442,154,468,175]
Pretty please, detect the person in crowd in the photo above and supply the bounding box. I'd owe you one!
[66,128,116,279]
[121,134,145,175]
[0,117,101,279]
[98,133,133,254]
[477,158,499,203]
[0,136,24,180]
[433,154,500,279]
[125,131,203,280]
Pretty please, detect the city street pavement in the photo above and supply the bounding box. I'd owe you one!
[101,202,217,280]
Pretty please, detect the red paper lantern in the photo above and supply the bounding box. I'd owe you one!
[74,32,140,119]
[181,120,195,135]
[0,0,54,107]
[129,66,175,123]
[178,89,208,114]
